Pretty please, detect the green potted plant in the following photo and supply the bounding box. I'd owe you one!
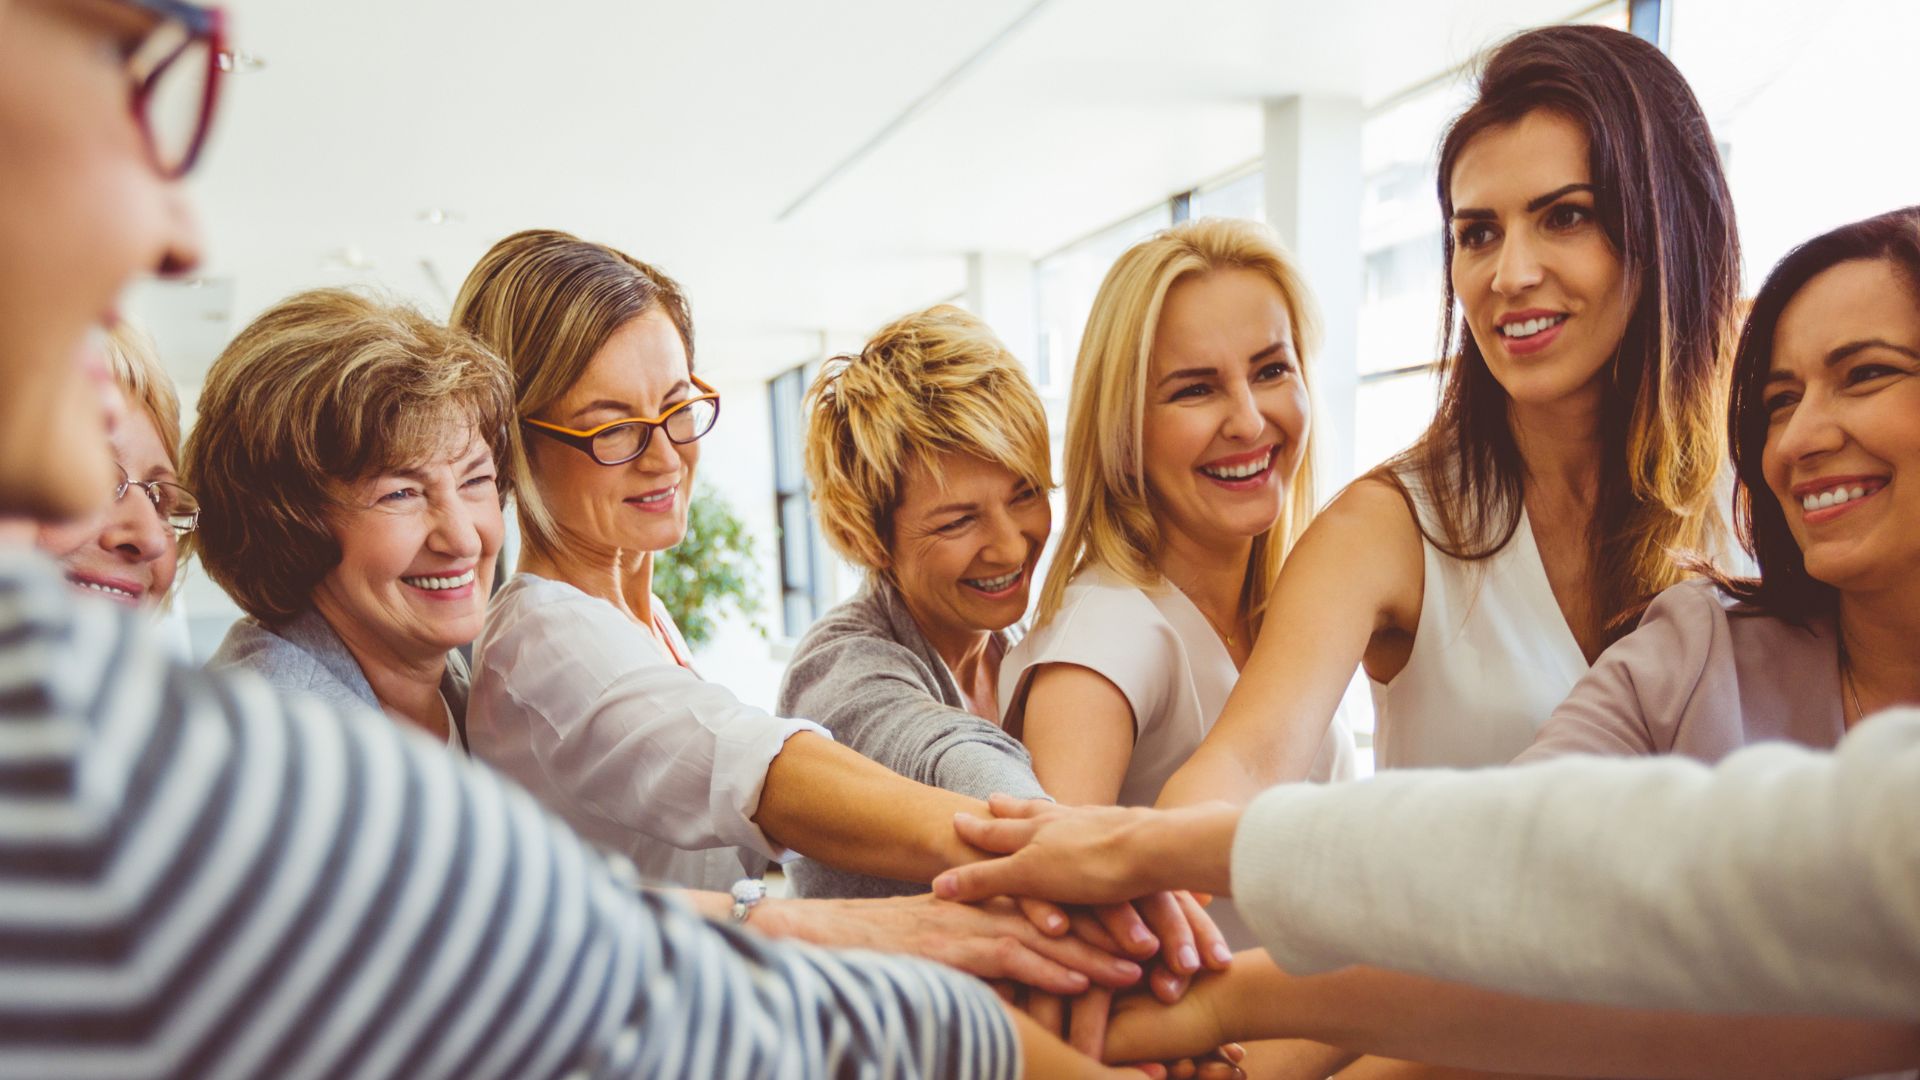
[653,484,766,649]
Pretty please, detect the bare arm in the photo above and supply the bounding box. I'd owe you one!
[756,731,990,882]
[1154,480,1423,809]
[1106,952,1920,1079]
[1020,663,1141,806]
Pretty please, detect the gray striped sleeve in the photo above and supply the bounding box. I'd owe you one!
[0,558,1019,1080]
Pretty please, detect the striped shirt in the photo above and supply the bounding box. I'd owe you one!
[0,554,1019,1080]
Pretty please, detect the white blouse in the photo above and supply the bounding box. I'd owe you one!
[468,573,828,892]
[1369,470,1590,769]
[1000,565,1357,946]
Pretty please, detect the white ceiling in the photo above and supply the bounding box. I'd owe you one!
[148,0,1599,382]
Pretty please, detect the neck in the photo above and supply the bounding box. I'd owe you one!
[311,603,448,737]
[899,587,995,684]
[1838,581,1920,715]
[1157,523,1254,634]
[1508,390,1604,503]
[522,541,654,625]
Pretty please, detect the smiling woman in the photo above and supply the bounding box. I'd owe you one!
[34,322,193,609]
[1154,27,1744,835]
[780,304,1058,903]
[1004,218,1356,949]
[186,288,512,749]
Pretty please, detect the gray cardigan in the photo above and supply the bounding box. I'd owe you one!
[208,608,471,751]
[777,580,1047,898]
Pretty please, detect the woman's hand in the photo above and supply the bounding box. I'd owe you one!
[1005,1001,1153,1079]
[759,892,1144,995]
[1104,976,1237,1066]
[933,795,1241,905]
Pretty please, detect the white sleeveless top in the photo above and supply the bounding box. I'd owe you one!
[1369,469,1591,770]
[1002,565,1357,947]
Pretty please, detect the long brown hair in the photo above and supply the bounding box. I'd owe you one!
[1715,206,1920,622]
[1384,24,1741,645]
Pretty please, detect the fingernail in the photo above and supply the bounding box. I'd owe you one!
[1178,946,1200,972]
[932,874,956,898]
[1211,942,1234,966]
[1130,925,1156,948]
[1113,959,1142,979]
[1046,914,1066,933]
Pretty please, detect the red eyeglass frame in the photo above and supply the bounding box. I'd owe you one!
[122,0,229,179]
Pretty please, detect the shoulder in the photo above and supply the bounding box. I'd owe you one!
[1018,568,1172,668]
[790,588,898,657]
[1007,569,1178,716]
[206,616,366,708]
[781,588,947,711]
[478,574,667,691]
[1039,567,1168,636]
[1316,475,1424,540]
[1635,578,1742,645]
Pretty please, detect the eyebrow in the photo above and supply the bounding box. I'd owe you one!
[567,380,693,423]
[1828,339,1920,366]
[1452,182,1596,221]
[1155,342,1289,387]
[1764,339,1920,383]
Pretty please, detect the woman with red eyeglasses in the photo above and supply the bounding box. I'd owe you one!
[0,4,1130,1077]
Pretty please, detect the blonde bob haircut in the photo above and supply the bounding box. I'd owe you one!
[1036,217,1320,632]
[183,288,514,624]
[450,229,695,559]
[804,304,1052,576]
[104,322,183,469]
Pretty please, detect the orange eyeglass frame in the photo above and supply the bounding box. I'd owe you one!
[521,375,722,465]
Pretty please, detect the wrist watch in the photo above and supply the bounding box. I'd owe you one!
[729,877,767,925]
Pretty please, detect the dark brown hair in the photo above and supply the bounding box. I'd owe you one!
[184,289,514,623]
[1384,24,1741,645]
[1715,206,1920,622]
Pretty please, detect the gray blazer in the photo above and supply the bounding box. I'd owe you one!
[777,579,1046,898]
[208,608,471,751]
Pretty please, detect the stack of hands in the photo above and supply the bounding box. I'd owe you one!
[755,795,1250,1078]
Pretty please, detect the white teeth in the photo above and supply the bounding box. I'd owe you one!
[78,580,135,600]
[965,569,1022,593]
[1801,484,1878,513]
[404,568,476,591]
[1499,315,1567,339]
[634,490,673,504]
[1199,448,1275,481]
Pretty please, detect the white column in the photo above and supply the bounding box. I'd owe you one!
[964,251,1040,375]
[1263,96,1364,489]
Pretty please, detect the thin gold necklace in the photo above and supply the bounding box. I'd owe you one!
[1838,637,1867,726]
[1174,582,1242,648]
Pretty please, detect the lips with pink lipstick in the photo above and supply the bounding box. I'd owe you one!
[1792,474,1890,525]
[1196,446,1278,489]
[1494,308,1571,356]
[626,483,679,514]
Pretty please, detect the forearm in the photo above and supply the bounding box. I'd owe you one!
[1230,727,1920,1018]
[756,732,986,882]
[1155,745,1271,809]
[1190,956,1920,1079]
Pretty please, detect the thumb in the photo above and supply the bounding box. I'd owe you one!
[934,855,1026,903]
[987,793,1057,819]
[954,811,1042,854]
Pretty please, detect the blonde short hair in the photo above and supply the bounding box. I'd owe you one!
[104,322,182,468]
[804,304,1052,574]
[450,229,696,559]
[183,289,514,623]
[1036,217,1320,632]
